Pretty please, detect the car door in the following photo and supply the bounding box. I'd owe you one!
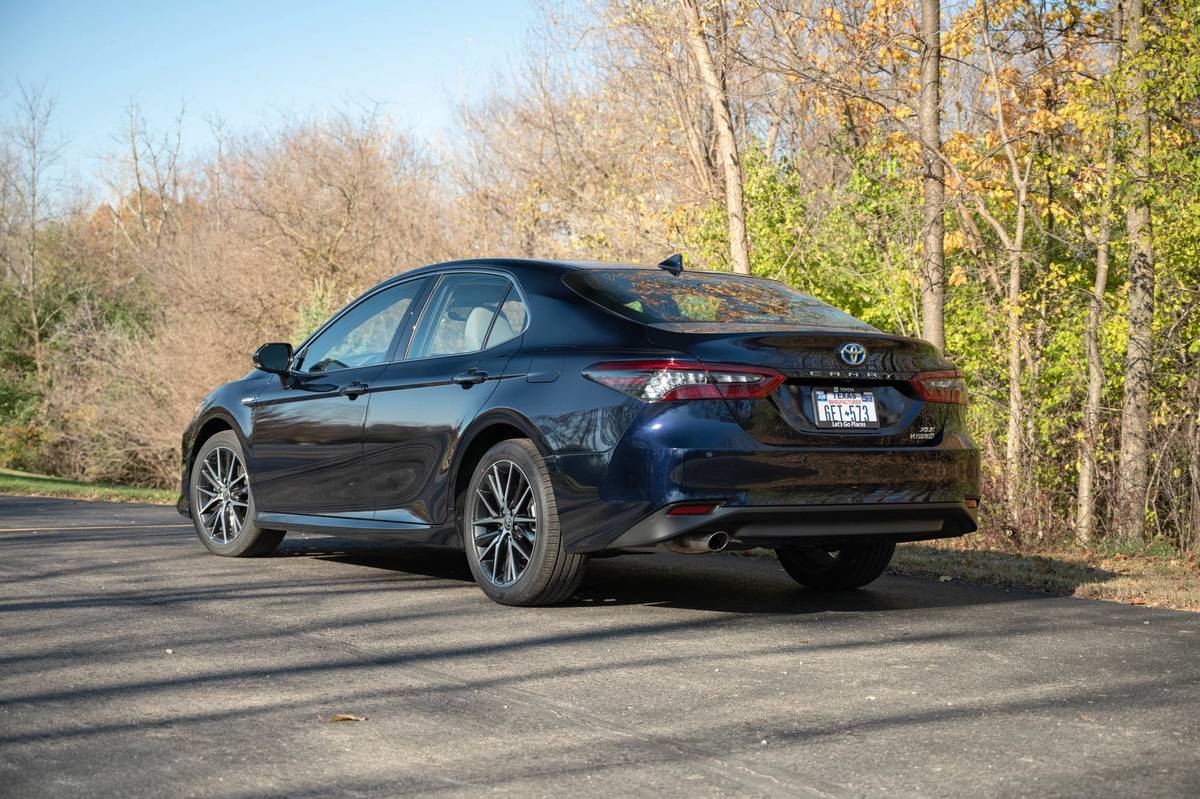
[249,277,430,516]
[364,271,527,526]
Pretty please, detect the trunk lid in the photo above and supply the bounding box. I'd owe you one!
[648,325,955,447]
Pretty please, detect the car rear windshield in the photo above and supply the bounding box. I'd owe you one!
[564,269,874,330]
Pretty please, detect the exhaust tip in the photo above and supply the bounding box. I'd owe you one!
[706,531,729,552]
[664,531,731,555]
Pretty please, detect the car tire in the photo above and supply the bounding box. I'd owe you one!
[189,430,285,557]
[775,540,895,590]
[462,439,587,606]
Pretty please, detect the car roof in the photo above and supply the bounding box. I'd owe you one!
[383,257,695,284]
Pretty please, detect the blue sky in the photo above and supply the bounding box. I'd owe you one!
[0,0,534,180]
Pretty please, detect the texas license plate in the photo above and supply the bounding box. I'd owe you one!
[813,389,879,428]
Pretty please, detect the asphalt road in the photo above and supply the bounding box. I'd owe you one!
[1,495,1198,798]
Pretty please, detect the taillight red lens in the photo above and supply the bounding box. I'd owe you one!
[911,370,967,404]
[583,360,785,402]
[666,502,720,516]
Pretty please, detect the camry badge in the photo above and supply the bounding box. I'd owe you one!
[837,342,867,366]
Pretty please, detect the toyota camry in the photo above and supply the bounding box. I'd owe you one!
[179,257,981,605]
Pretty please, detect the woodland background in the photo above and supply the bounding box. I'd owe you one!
[1,0,1197,557]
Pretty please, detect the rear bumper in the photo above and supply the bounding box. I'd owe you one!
[608,501,978,549]
[544,400,981,553]
[547,441,980,553]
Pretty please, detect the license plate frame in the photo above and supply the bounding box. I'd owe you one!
[812,388,880,429]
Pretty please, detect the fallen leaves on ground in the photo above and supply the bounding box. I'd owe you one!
[888,540,1200,612]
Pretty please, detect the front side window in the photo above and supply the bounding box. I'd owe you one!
[408,273,524,358]
[300,279,427,373]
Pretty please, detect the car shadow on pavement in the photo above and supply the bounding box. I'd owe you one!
[276,537,477,582]
[574,552,1060,614]
[273,537,1053,615]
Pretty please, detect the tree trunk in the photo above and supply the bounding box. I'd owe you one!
[1114,0,1155,545]
[1188,373,1200,554]
[978,5,1033,530]
[26,148,44,389]
[1005,198,1027,524]
[1076,151,1114,545]
[682,0,751,275]
[919,0,946,349]
[1077,2,1124,546]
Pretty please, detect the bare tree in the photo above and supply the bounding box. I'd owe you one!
[681,0,750,274]
[976,2,1036,525]
[918,0,945,349]
[1113,0,1154,545]
[0,132,15,282]
[0,82,66,389]
[99,103,186,257]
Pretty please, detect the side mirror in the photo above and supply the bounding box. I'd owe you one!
[253,342,294,374]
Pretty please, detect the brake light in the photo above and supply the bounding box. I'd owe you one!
[666,502,721,516]
[911,370,967,404]
[583,360,785,402]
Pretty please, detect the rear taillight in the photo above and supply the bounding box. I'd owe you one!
[666,502,721,516]
[911,370,967,404]
[583,360,785,402]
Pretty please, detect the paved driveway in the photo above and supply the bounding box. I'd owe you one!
[1,495,1197,797]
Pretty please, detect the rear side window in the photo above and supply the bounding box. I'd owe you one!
[564,269,873,330]
[486,293,527,348]
[408,273,525,358]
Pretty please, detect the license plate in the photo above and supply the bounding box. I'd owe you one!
[813,389,879,429]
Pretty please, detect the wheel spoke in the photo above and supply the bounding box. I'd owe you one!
[512,485,532,515]
[476,489,500,518]
[198,495,221,514]
[487,467,506,509]
[490,535,506,582]
[479,531,503,562]
[509,534,530,562]
[474,527,502,545]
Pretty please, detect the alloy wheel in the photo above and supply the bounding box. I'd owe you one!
[195,445,249,545]
[471,459,538,587]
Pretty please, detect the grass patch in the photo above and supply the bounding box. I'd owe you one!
[892,538,1200,612]
[0,467,175,505]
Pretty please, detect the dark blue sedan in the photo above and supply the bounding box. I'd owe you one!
[178,258,980,605]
